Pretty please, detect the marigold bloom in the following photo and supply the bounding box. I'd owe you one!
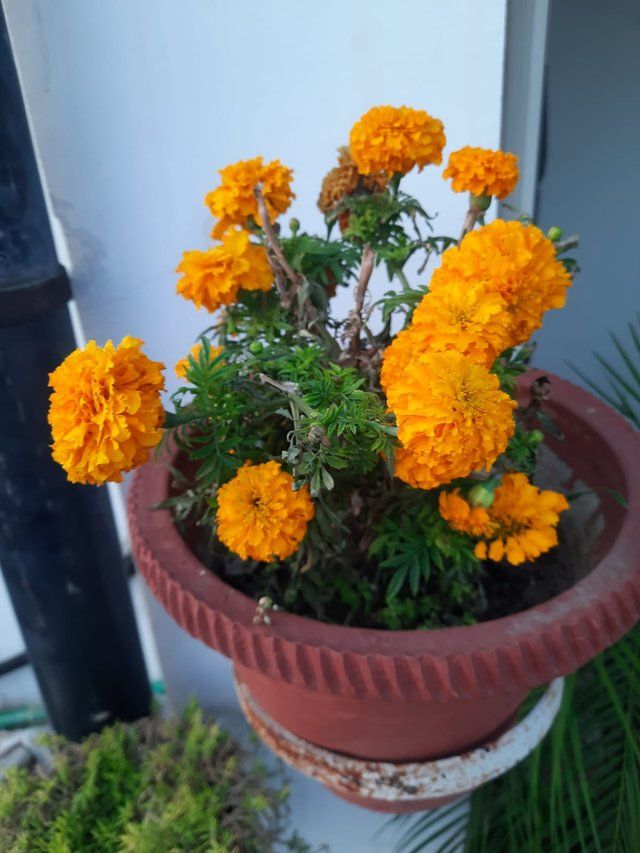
[392,447,435,491]
[443,147,519,199]
[176,230,273,313]
[380,281,511,391]
[216,461,314,562]
[48,337,165,485]
[438,490,493,537]
[174,343,224,379]
[429,219,571,347]
[205,157,294,238]
[387,350,516,489]
[236,237,274,292]
[317,146,388,214]
[349,105,445,176]
[473,473,569,565]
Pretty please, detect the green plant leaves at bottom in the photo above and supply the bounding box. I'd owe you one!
[387,626,640,853]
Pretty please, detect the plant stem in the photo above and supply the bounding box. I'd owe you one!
[256,373,315,417]
[459,207,482,242]
[396,268,412,292]
[344,243,376,354]
[253,187,300,307]
[554,234,580,253]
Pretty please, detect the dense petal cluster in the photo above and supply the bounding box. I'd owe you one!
[440,474,569,565]
[443,147,519,199]
[317,147,388,214]
[380,281,511,391]
[176,230,273,313]
[234,234,274,292]
[205,157,294,238]
[349,105,445,176]
[174,343,224,379]
[438,490,493,537]
[48,337,165,485]
[429,219,571,346]
[387,350,516,490]
[216,461,314,562]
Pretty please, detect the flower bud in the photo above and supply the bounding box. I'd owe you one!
[248,341,263,355]
[468,479,499,508]
[547,226,563,242]
[469,192,491,212]
[289,217,300,234]
[529,429,544,444]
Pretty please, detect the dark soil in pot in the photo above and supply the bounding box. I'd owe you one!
[171,442,605,630]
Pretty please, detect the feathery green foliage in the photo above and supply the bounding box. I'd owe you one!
[0,702,311,853]
[369,501,481,626]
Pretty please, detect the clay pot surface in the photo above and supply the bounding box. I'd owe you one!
[129,372,640,808]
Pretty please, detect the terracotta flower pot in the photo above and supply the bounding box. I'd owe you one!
[129,372,640,811]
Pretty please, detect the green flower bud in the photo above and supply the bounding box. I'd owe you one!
[289,218,300,234]
[529,429,544,444]
[468,485,494,508]
[248,341,263,355]
[547,226,563,242]
[470,193,491,212]
[468,479,499,508]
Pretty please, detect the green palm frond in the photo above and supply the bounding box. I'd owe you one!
[569,311,640,428]
[389,628,640,853]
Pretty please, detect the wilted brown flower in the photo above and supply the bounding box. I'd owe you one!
[317,147,388,214]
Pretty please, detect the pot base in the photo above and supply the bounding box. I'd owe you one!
[235,677,564,813]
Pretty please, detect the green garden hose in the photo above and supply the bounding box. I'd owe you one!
[0,681,166,730]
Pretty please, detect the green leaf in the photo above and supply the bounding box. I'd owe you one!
[386,566,409,601]
[321,469,335,491]
[608,489,629,509]
[409,559,421,597]
[163,409,202,428]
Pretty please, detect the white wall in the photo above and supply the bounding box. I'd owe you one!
[5,2,507,848]
[5,0,506,395]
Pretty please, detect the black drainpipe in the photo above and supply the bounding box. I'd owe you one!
[0,8,151,739]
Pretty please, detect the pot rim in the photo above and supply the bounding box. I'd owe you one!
[129,372,640,700]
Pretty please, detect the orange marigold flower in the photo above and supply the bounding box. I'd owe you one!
[392,446,436,491]
[236,237,274,293]
[473,473,569,565]
[349,105,445,176]
[443,147,519,199]
[317,146,388,214]
[438,490,493,537]
[174,343,224,379]
[387,350,516,490]
[176,230,273,313]
[380,281,511,391]
[48,337,165,485]
[216,461,314,562]
[429,219,572,347]
[205,156,294,238]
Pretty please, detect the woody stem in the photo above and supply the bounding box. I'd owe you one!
[345,242,376,354]
[459,207,482,242]
[253,187,300,307]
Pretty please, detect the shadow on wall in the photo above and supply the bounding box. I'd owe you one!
[533,0,640,382]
